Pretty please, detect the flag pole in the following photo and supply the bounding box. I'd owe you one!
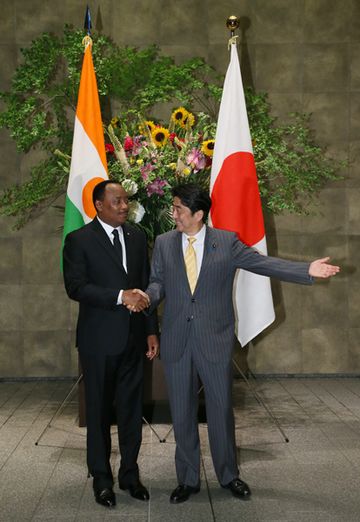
[223,15,290,444]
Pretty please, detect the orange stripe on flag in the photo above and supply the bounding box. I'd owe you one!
[76,45,107,173]
[211,152,265,246]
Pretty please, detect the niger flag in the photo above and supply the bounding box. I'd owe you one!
[210,42,275,347]
[62,39,108,244]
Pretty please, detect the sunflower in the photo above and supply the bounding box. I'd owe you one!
[151,126,170,147]
[183,111,195,129]
[171,107,188,127]
[201,139,215,157]
[139,120,156,135]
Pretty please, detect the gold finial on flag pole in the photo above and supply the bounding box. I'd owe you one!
[82,35,93,49]
[226,15,239,48]
[226,15,239,35]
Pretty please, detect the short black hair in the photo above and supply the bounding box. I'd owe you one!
[172,183,211,222]
[92,180,122,206]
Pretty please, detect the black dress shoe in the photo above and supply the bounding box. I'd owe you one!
[222,478,251,500]
[170,484,200,504]
[94,487,116,507]
[119,480,150,501]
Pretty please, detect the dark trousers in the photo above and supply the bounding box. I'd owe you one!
[79,341,143,490]
[163,338,239,487]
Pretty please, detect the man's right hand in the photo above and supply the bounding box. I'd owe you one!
[122,289,150,312]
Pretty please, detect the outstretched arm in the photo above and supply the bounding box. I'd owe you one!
[309,257,340,279]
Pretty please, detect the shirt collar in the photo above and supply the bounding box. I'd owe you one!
[96,216,123,238]
[183,224,206,243]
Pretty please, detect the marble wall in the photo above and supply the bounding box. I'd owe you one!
[0,0,358,377]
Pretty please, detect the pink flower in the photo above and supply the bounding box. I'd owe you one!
[140,163,155,181]
[146,178,167,197]
[132,135,145,156]
[186,148,206,172]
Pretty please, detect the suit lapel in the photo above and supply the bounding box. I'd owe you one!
[173,232,192,293]
[123,223,136,280]
[194,226,216,293]
[90,218,126,273]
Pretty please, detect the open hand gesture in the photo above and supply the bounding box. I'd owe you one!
[309,257,340,279]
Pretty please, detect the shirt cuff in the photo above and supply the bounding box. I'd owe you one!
[117,289,123,305]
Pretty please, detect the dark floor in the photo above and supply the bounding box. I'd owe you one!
[1,377,360,521]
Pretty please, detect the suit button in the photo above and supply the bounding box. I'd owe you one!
[191,298,195,303]
[187,317,191,322]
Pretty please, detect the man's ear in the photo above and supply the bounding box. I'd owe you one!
[94,200,102,212]
[195,209,204,223]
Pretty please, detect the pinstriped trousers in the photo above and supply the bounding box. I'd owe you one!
[163,332,239,487]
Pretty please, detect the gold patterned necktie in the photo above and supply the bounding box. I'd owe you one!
[184,237,197,294]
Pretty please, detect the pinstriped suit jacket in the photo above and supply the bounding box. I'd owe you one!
[146,226,312,364]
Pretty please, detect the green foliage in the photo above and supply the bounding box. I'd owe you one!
[0,25,342,230]
[0,154,70,228]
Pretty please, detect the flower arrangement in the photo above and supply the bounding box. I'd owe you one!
[105,107,216,243]
[0,27,343,232]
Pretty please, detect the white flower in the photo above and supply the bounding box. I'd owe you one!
[128,200,145,223]
[122,179,138,196]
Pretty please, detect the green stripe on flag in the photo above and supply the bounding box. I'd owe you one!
[60,195,85,272]
[63,195,85,241]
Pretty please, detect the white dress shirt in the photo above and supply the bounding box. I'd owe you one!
[97,216,127,304]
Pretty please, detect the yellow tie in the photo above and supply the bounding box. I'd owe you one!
[184,237,197,294]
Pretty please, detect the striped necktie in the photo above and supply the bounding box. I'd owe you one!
[184,237,197,294]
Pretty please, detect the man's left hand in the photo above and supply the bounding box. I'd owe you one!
[146,335,159,360]
[309,257,340,278]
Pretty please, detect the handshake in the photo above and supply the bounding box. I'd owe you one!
[122,289,150,312]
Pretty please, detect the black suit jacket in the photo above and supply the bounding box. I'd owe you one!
[63,218,158,355]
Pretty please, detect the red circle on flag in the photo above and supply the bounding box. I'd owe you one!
[211,151,265,246]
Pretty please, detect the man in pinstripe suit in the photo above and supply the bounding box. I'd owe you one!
[145,183,340,504]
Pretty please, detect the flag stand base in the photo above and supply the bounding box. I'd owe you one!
[33,373,171,446]
[34,374,84,446]
[232,358,289,443]
[34,359,289,447]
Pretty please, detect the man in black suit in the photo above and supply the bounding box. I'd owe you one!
[63,180,159,508]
